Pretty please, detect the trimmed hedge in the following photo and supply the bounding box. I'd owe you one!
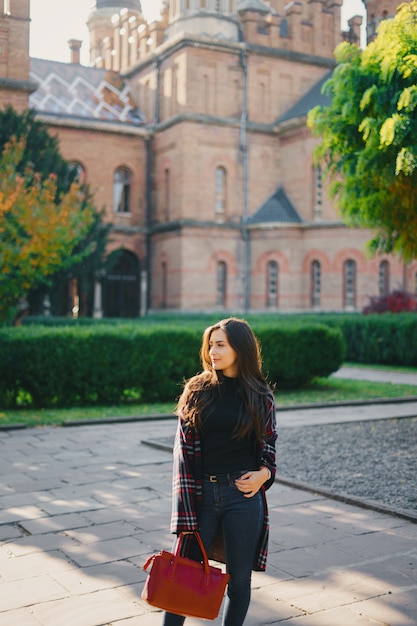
[0,325,202,408]
[259,323,345,388]
[15,311,417,368]
[320,313,417,366]
[279,312,417,366]
[0,322,344,408]
[252,312,417,367]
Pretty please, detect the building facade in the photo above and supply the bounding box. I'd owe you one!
[1,0,416,316]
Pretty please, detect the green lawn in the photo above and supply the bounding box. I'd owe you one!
[1,375,416,428]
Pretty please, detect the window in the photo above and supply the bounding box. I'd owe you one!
[113,167,131,213]
[234,79,240,106]
[172,66,178,116]
[266,261,278,308]
[379,261,389,296]
[260,82,266,118]
[311,260,321,308]
[69,162,86,185]
[203,74,210,114]
[314,166,323,220]
[144,79,151,120]
[280,17,289,38]
[215,166,227,219]
[343,259,356,308]
[164,168,170,221]
[217,261,227,307]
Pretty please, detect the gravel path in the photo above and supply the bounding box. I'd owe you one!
[152,414,417,517]
[278,416,417,514]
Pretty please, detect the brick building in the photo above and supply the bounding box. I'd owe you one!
[1,0,416,317]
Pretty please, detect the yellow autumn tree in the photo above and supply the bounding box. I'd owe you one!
[0,137,95,321]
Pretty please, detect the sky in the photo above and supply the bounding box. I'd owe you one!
[29,0,366,65]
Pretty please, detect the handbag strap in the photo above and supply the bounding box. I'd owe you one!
[175,532,210,576]
[142,554,155,571]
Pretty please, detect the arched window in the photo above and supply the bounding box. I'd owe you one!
[343,259,356,309]
[217,261,227,307]
[379,260,389,296]
[215,166,227,220]
[69,161,86,185]
[311,260,321,308]
[266,261,278,308]
[113,167,131,213]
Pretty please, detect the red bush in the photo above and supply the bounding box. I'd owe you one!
[363,290,417,314]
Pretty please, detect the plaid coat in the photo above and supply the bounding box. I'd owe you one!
[170,390,277,571]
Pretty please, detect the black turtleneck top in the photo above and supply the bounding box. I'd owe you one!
[200,375,257,474]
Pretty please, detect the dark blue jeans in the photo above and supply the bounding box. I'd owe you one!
[162,475,264,626]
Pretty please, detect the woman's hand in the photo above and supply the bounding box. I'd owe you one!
[234,467,270,498]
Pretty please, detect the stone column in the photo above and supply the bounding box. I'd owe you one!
[93,280,103,318]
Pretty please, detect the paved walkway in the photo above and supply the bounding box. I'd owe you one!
[1,413,416,626]
[278,399,417,427]
[333,365,417,387]
[275,364,417,427]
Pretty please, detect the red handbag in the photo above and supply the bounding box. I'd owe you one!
[141,531,230,620]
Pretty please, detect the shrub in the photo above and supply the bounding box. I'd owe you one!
[331,314,417,366]
[0,322,345,408]
[260,323,345,388]
[363,290,417,314]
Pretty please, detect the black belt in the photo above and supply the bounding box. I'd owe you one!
[203,471,246,483]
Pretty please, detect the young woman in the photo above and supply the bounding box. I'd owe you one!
[163,317,277,626]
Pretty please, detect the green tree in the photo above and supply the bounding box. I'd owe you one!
[0,106,112,322]
[308,1,417,261]
[0,106,75,193]
[0,137,96,321]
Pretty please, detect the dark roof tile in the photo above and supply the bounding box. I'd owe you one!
[276,71,332,125]
[248,186,302,224]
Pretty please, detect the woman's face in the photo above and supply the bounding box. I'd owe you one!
[208,328,238,378]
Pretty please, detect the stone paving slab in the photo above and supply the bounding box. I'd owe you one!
[0,420,416,625]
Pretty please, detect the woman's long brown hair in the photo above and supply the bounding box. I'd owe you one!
[176,318,272,443]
